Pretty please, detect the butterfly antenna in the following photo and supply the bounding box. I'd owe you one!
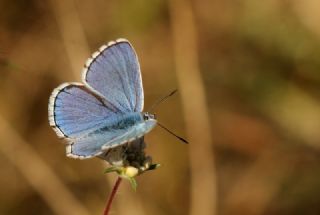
[157,122,189,144]
[148,89,178,112]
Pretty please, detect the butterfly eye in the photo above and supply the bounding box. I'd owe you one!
[143,113,156,121]
[143,113,149,120]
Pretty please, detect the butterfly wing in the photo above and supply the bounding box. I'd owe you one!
[49,39,150,159]
[101,119,156,150]
[48,83,117,139]
[82,39,144,113]
[68,119,157,159]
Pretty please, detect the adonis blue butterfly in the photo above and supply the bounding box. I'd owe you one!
[48,39,157,159]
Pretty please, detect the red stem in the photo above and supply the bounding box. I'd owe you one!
[103,177,122,215]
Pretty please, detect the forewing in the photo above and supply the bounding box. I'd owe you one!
[48,83,117,139]
[82,39,144,113]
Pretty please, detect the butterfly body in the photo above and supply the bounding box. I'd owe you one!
[89,112,143,135]
[48,39,157,159]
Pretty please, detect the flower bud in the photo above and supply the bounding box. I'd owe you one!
[124,166,139,177]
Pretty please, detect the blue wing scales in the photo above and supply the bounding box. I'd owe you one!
[68,119,157,159]
[48,83,116,139]
[82,39,144,113]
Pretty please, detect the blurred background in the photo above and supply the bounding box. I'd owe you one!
[1,0,320,214]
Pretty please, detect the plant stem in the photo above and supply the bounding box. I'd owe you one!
[103,177,122,215]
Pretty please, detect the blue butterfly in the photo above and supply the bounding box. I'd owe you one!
[48,39,157,159]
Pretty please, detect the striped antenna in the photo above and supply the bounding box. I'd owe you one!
[148,89,177,112]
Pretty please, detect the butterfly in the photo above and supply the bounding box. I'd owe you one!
[48,39,157,159]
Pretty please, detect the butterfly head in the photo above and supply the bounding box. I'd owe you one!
[143,112,156,121]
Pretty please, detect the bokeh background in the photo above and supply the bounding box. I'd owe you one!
[1,0,320,214]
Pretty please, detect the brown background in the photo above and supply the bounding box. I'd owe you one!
[1,0,320,215]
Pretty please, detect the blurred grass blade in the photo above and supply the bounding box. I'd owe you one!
[168,0,218,214]
[0,114,90,215]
